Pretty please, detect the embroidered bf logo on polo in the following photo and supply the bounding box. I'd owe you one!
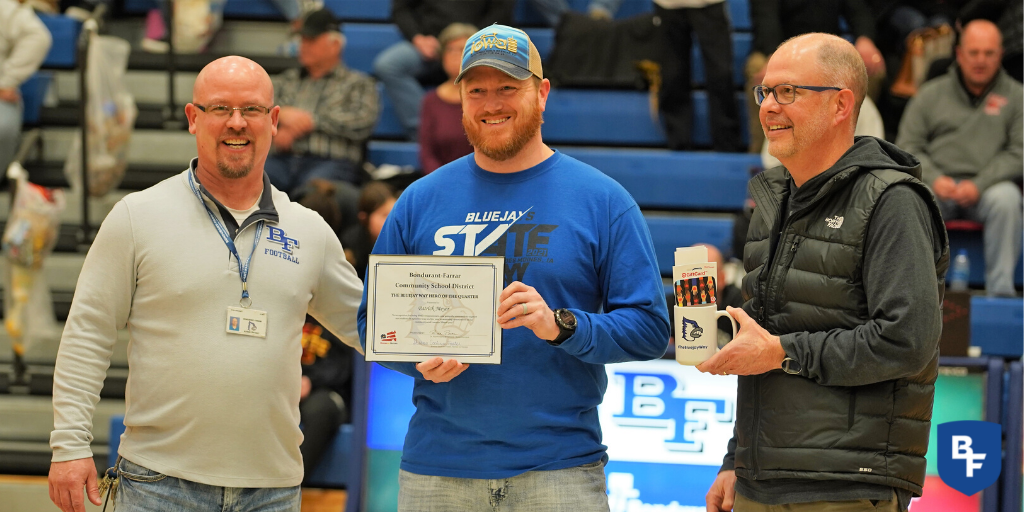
[937,420,1002,496]
[266,226,299,254]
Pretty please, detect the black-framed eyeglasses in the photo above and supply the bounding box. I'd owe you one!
[193,104,272,118]
[752,84,843,105]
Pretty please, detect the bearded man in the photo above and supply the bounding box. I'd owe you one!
[356,25,670,512]
[48,56,364,512]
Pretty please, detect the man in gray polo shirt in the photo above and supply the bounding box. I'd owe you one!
[47,56,363,512]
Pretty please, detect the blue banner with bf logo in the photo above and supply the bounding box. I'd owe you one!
[937,420,1002,496]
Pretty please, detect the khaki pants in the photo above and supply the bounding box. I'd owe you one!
[735,492,899,512]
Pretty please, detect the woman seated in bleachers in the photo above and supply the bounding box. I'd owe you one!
[418,23,476,175]
[343,180,397,280]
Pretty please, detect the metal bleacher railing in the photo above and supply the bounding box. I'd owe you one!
[74,6,104,245]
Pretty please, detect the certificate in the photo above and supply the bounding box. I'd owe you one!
[365,254,504,364]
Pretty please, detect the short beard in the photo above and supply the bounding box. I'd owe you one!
[463,101,543,162]
[216,129,255,178]
[217,158,253,179]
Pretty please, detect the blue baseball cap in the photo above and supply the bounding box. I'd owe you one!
[454,24,543,84]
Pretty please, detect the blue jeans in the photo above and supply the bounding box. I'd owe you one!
[529,0,624,25]
[938,181,1023,297]
[0,99,21,173]
[263,154,361,198]
[397,459,611,512]
[372,41,431,140]
[115,457,301,512]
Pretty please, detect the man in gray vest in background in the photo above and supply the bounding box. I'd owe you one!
[699,33,949,512]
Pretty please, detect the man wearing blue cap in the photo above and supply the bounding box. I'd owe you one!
[358,25,670,511]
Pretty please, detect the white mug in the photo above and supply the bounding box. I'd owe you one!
[674,305,738,365]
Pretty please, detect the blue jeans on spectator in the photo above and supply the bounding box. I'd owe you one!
[264,154,362,198]
[938,180,1023,297]
[397,459,610,512]
[530,0,624,26]
[0,99,21,173]
[115,457,301,512]
[373,41,432,140]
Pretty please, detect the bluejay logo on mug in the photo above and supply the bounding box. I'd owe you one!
[937,420,1002,496]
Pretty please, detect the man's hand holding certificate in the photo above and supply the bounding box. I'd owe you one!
[365,255,504,364]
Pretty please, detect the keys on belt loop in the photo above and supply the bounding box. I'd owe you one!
[100,455,122,512]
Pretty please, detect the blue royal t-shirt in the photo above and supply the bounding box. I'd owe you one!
[357,151,670,479]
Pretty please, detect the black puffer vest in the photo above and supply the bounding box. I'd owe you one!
[736,146,949,495]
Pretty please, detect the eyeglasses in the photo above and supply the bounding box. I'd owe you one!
[193,104,272,118]
[752,84,843,105]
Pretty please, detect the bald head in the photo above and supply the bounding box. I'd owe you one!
[962,19,1003,49]
[186,56,280,184]
[957,19,1004,93]
[193,56,274,105]
[777,33,868,122]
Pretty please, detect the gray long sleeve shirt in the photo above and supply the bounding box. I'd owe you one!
[51,166,364,487]
[896,66,1024,193]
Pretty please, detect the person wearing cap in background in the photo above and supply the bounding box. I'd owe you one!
[265,8,380,197]
[357,25,670,511]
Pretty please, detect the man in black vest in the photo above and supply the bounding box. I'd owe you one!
[698,33,949,512]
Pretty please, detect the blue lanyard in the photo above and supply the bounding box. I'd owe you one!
[187,171,264,306]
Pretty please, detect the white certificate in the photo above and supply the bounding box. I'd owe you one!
[365,254,504,364]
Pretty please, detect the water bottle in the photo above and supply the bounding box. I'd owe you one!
[949,249,971,291]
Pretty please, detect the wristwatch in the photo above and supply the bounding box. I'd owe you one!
[549,308,577,346]
[781,357,802,375]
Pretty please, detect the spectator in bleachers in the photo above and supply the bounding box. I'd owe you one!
[295,177,361,235]
[418,23,477,174]
[373,0,514,140]
[896,19,1022,297]
[342,180,396,279]
[0,0,52,172]
[745,0,886,153]
[702,33,947,512]
[297,317,354,482]
[529,0,624,25]
[140,0,317,53]
[955,0,1024,82]
[656,0,743,152]
[358,25,669,510]
[47,56,364,511]
[266,8,380,196]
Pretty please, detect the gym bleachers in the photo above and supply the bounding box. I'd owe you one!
[4,3,1021,509]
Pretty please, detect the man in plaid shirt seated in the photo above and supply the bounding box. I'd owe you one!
[268,8,380,196]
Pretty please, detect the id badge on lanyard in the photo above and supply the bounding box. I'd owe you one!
[187,171,269,338]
